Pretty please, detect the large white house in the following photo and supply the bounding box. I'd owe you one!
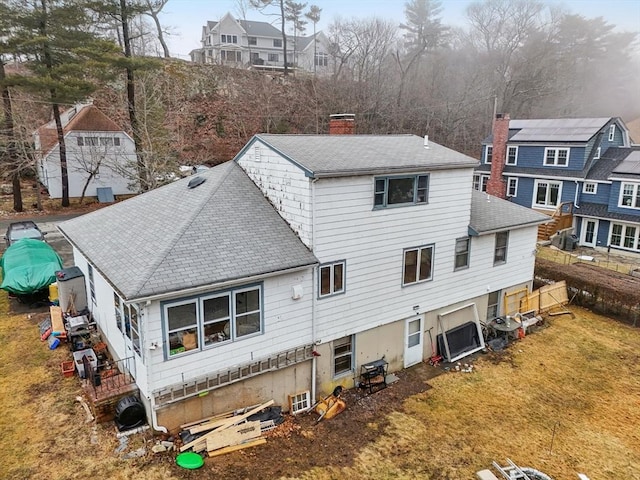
[190,12,332,75]
[34,102,138,199]
[59,121,548,431]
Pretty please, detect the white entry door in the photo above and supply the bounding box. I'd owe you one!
[581,219,598,247]
[404,316,423,367]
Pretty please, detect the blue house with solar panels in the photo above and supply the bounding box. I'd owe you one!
[475,115,640,254]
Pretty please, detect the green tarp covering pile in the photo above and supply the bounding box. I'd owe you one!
[0,239,63,295]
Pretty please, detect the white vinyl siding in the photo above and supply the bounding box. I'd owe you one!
[236,141,313,247]
[311,171,539,343]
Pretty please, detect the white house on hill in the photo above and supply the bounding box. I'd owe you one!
[59,121,548,431]
[34,102,138,199]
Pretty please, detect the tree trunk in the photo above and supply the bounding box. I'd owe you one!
[279,0,288,76]
[148,7,170,58]
[52,102,70,207]
[120,0,148,191]
[0,61,23,212]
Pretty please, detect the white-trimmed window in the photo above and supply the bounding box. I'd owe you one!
[594,147,601,159]
[454,237,470,270]
[609,223,640,251]
[333,336,354,377]
[485,145,493,164]
[619,183,640,209]
[507,177,518,197]
[319,261,345,298]
[164,285,262,357]
[403,245,434,285]
[506,146,518,165]
[129,304,141,356]
[494,231,508,265]
[273,38,282,47]
[374,174,429,208]
[289,391,311,414]
[544,147,569,166]
[314,52,328,66]
[248,36,257,46]
[583,182,597,194]
[221,34,237,43]
[268,53,279,62]
[534,180,561,208]
[608,124,615,142]
[473,174,489,192]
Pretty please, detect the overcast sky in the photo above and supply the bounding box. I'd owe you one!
[158,0,640,59]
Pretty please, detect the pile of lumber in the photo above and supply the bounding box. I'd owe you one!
[178,400,275,457]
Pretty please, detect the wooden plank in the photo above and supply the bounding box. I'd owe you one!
[207,438,266,458]
[205,421,261,452]
[180,400,274,452]
[188,401,267,434]
[50,305,64,334]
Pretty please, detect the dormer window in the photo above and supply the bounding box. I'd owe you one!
[544,147,569,166]
[608,124,615,142]
[374,174,429,208]
[594,147,601,159]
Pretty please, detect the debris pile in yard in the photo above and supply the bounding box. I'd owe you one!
[177,400,284,457]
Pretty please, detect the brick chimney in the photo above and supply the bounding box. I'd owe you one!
[486,113,509,199]
[329,114,355,134]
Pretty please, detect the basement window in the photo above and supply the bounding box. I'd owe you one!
[288,391,311,414]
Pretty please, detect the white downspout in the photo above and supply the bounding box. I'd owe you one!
[574,180,580,208]
[142,302,168,434]
[311,177,319,404]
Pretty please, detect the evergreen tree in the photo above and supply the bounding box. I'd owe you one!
[11,0,120,207]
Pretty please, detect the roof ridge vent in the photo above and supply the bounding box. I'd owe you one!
[188,176,206,189]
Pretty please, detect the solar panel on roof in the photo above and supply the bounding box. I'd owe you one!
[612,151,640,175]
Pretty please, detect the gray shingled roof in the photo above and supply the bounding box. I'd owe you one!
[240,19,282,37]
[58,162,317,301]
[252,134,478,178]
[469,190,549,235]
[587,146,640,180]
[576,202,640,223]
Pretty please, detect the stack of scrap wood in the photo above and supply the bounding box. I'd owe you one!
[179,400,275,457]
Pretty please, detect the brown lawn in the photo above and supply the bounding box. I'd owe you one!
[0,296,638,480]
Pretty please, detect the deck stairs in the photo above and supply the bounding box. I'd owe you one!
[492,459,534,480]
[537,202,574,241]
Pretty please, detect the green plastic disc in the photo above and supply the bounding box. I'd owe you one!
[176,451,204,469]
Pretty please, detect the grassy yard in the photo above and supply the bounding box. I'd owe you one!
[1,296,638,479]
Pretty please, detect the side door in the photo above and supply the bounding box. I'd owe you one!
[404,316,423,367]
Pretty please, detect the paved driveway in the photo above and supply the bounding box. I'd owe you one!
[0,214,81,267]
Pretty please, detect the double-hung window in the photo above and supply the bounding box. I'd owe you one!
[374,174,428,208]
[221,34,238,44]
[608,125,615,141]
[454,237,470,270]
[473,174,489,192]
[248,36,257,46]
[319,261,345,298]
[506,146,518,165]
[620,183,640,209]
[507,177,518,197]
[494,231,509,265]
[273,38,282,47]
[583,182,597,194]
[165,285,262,357]
[485,145,493,164]
[534,180,561,208]
[544,147,569,166]
[268,53,279,62]
[403,245,434,285]
[333,336,354,377]
[610,223,640,251]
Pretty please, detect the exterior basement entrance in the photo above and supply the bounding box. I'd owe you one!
[436,303,485,363]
